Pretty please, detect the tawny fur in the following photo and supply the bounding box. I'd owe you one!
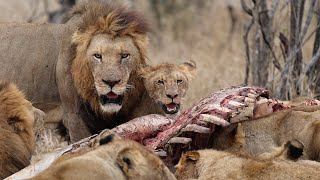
[175,148,320,180]
[240,105,320,161]
[136,61,196,118]
[0,81,35,179]
[209,104,320,162]
[30,130,176,180]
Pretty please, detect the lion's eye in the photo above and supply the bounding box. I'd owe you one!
[121,53,130,59]
[157,80,164,85]
[93,53,102,61]
[177,80,183,84]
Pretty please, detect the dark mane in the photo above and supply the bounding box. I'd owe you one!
[73,0,150,36]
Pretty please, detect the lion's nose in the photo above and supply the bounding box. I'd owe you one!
[102,79,121,88]
[166,94,178,99]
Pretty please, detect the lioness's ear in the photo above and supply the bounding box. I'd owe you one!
[117,148,143,176]
[138,65,154,79]
[185,151,200,161]
[180,60,196,72]
[92,129,121,147]
[287,139,304,160]
[174,151,199,169]
[180,60,196,79]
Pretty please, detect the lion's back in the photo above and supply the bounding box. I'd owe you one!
[0,23,69,106]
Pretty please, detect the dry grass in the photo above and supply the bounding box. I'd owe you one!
[32,128,67,164]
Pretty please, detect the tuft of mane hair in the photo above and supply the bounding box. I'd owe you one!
[71,0,150,63]
[0,81,35,179]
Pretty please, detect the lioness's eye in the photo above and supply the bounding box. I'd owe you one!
[157,80,164,85]
[177,79,183,84]
[121,53,130,59]
[93,53,102,61]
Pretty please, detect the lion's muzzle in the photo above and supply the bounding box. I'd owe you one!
[96,78,126,107]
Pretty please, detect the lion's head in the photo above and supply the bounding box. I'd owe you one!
[70,1,149,114]
[138,61,196,115]
[31,129,176,180]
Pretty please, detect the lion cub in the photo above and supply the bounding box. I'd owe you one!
[138,61,196,118]
[31,129,176,180]
[0,81,35,179]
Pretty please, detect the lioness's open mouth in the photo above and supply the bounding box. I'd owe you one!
[99,92,124,105]
[162,103,180,114]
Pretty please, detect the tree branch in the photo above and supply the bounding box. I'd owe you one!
[258,10,282,71]
[300,0,316,42]
[241,0,253,16]
[243,19,254,84]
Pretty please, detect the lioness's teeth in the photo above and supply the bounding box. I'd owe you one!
[167,107,176,111]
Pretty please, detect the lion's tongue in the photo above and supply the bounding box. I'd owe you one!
[166,103,177,111]
[106,92,118,100]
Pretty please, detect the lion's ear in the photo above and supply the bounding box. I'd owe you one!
[286,139,304,160]
[77,26,85,33]
[71,26,87,44]
[185,151,200,161]
[180,60,197,79]
[71,28,82,44]
[117,148,144,176]
[92,129,122,147]
[138,65,154,79]
[174,151,199,168]
[180,60,196,72]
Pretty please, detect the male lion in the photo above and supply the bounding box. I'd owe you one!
[136,61,196,118]
[30,129,176,180]
[0,1,158,142]
[0,81,35,179]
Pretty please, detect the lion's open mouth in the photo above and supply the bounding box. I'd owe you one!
[99,92,124,105]
[162,103,180,114]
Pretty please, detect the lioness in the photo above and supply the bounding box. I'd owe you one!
[0,1,159,142]
[0,81,35,179]
[207,104,320,162]
[174,142,320,180]
[136,61,196,118]
[30,129,176,180]
[239,105,320,161]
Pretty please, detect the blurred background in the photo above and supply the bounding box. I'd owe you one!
[1,0,320,110]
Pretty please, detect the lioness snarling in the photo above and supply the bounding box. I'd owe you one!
[136,61,196,118]
[0,82,35,179]
[30,129,176,180]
